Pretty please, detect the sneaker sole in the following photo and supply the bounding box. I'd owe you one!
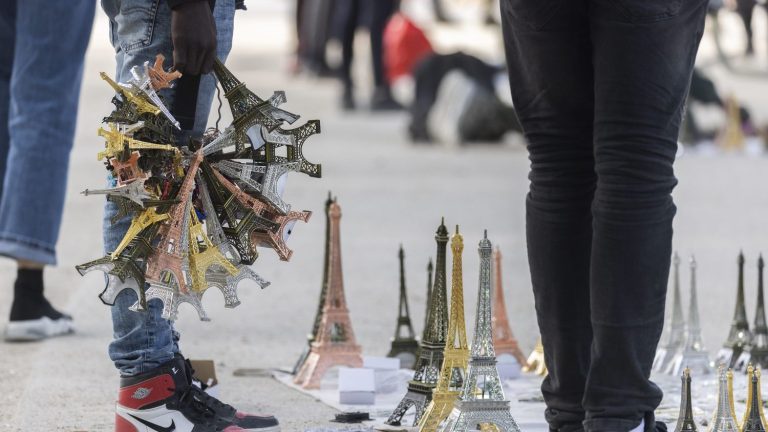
[5,316,74,342]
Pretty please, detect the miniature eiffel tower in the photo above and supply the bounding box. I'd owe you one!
[669,256,712,376]
[143,151,203,296]
[747,256,768,369]
[419,227,470,431]
[187,208,238,294]
[386,219,451,426]
[294,198,362,389]
[720,96,745,152]
[425,258,434,333]
[718,252,753,369]
[387,245,420,369]
[439,231,520,432]
[655,252,686,373]
[674,368,697,432]
[743,365,768,432]
[491,247,528,369]
[293,193,334,375]
[708,366,740,432]
[523,337,547,376]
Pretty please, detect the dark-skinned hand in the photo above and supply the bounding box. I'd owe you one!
[171,1,217,75]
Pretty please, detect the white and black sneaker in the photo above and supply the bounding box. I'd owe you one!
[116,356,280,432]
[5,294,74,342]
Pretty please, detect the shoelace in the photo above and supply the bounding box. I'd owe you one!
[188,385,237,419]
[168,386,218,426]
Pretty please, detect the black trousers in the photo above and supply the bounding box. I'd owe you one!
[500,1,707,431]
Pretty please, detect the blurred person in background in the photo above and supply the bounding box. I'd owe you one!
[501,0,708,431]
[1,0,95,341]
[337,0,403,110]
[101,0,280,430]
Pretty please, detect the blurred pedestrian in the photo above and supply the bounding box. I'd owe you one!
[337,0,403,110]
[1,0,95,341]
[501,0,708,431]
[734,0,757,55]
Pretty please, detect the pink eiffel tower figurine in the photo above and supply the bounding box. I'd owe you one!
[294,197,362,389]
[492,247,528,369]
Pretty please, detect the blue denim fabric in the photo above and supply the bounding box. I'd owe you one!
[101,0,235,376]
[0,0,95,265]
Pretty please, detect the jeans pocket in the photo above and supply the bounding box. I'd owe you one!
[614,0,683,23]
[114,0,161,54]
[501,0,560,31]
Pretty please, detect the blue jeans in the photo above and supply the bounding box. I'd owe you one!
[0,0,95,265]
[101,0,235,377]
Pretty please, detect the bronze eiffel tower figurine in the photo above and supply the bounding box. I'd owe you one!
[419,226,470,431]
[293,192,334,375]
[745,256,768,370]
[673,368,697,432]
[386,219,450,426]
[742,365,768,432]
[718,252,753,369]
[294,198,362,389]
[387,245,420,369]
[439,231,520,432]
[491,247,528,369]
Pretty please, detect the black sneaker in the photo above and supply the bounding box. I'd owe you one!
[183,357,280,431]
[6,295,74,342]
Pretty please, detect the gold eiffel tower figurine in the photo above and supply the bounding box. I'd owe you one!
[187,209,238,293]
[419,226,470,431]
[523,337,547,376]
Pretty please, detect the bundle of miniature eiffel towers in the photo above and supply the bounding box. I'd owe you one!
[653,253,713,376]
[379,225,520,431]
[674,365,768,432]
[76,55,321,320]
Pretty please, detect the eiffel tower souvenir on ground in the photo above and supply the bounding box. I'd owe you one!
[674,368,697,432]
[669,256,712,376]
[523,337,547,376]
[293,193,334,375]
[491,247,527,369]
[709,366,740,432]
[77,56,320,320]
[294,198,363,389]
[655,252,686,373]
[387,245,421,369]
[419,226,470,431]
[744,256,768,370]
[718,252,753,369]
[386,219,450,426]
[742,365,768,432]
[439,231,520,432]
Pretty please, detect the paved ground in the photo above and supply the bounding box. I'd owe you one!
[1,3,768,431]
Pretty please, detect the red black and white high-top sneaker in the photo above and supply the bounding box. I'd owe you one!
[115,356,280,432]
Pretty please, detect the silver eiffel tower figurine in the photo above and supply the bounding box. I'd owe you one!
[707,366,740,432]
[674,368,698,432]
[669,256,712,376]
[741,257,768,370]
[742,365,768,432]
[655,252,686,373]
[718,252,753,369]
[439,231,520,432]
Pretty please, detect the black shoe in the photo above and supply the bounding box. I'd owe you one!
[341,89,356,111]
[183,357,280,431]
[370,87,403,111]
[6,295,74,342]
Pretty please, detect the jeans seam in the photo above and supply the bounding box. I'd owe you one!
[0,233,56,254]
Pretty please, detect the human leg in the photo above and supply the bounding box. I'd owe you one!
[500,1,595,430]
[2,0,94,341]
[584,1,708,430]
